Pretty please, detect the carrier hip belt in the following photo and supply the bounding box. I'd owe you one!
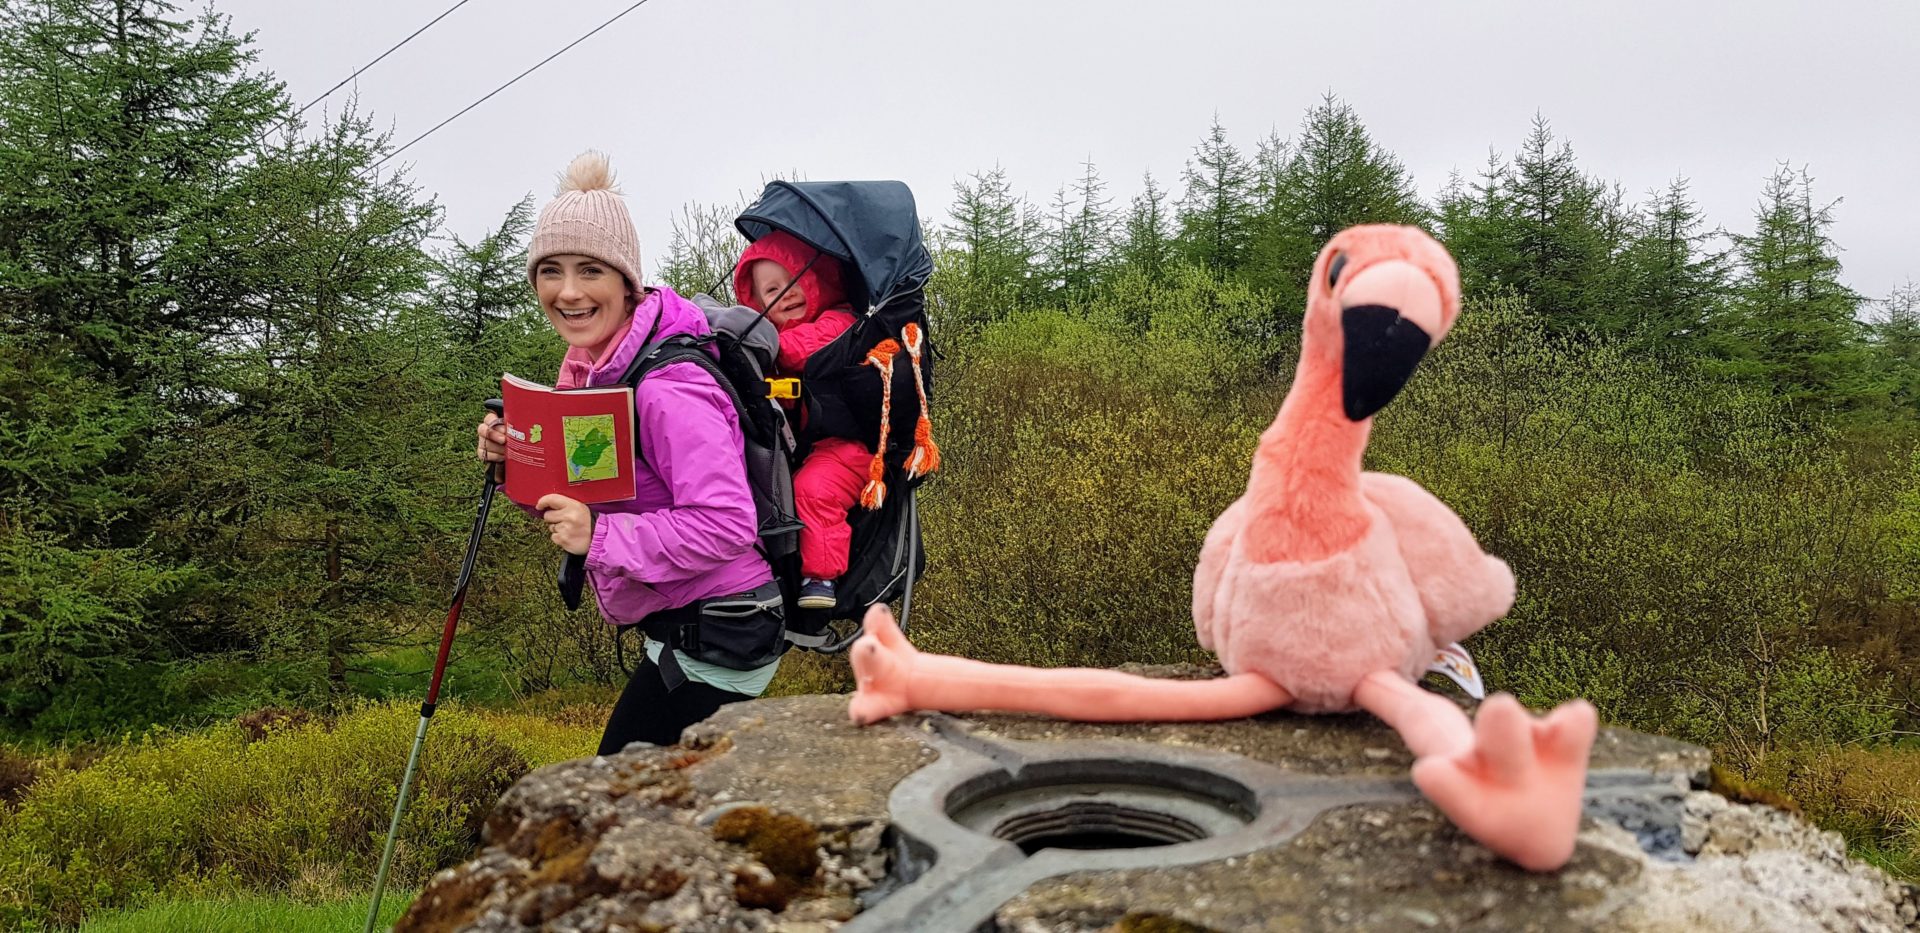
[638,580,784,691]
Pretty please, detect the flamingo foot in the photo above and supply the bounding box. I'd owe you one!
[847,604,917,725]
[1410,694,1598,872]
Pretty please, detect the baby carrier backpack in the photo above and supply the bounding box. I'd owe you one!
[579,181,935,655]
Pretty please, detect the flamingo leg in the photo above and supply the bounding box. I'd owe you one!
[1356,670,1598,872]
[1354,669,1476,758]
[848,605,1292,725]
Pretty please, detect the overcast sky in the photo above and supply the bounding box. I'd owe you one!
[224,0,1918,303]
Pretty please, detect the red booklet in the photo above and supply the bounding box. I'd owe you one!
[498,373,637,507]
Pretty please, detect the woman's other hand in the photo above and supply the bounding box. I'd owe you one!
[536,495,594,555]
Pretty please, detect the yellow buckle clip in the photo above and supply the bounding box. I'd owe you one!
[765,378,800,400]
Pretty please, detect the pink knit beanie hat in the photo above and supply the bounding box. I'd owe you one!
[526,151,644,291]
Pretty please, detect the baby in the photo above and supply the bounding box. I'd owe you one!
[734,230,870,610]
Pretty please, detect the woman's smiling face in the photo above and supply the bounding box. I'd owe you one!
[534,254,635,351]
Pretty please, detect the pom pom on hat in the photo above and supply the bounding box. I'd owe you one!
[557,150,621,195]
[527,150,643,291]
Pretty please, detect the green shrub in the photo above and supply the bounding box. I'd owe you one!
[767,649,854,697]
[0,702,596,929]
[905,289,1914,768]
[1369,297,1910,761]
[0,527,196,731]
[6,656,325,745]
[910,286,1267,669]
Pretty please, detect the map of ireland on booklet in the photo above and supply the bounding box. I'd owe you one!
[499,374,636,507]
[564,414,619,482]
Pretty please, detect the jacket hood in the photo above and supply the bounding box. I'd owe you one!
[732,229,849,329]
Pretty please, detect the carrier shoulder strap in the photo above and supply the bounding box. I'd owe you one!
[619,334,759,440]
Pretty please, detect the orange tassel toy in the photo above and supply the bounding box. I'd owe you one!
[860,339,902,509]
[901,323,940,478]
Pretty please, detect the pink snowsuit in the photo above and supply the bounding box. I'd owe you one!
[733,231,870,581]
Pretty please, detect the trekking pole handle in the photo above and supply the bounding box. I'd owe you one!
[482,398,506,485]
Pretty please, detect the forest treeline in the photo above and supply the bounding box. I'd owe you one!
[2,1,1917,922]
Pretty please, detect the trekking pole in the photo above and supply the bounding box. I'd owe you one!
[364,400,504,933]
[899,489,918,633]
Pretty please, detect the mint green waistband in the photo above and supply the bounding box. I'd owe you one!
[642,638,780,696]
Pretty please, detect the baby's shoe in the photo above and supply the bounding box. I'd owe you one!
[797,578,837,610]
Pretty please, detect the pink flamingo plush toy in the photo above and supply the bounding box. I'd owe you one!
[848,224,1599,872]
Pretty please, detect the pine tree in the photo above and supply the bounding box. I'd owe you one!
[432,196,536,345]
[1871,281,1920,416]
[1435,117,1615,330]
[1175,116,1256,280]
[943,165,1036,308]
[1040,160,1113,302]
[1583,180,1637,333]
[1041,185,1075,298]
[1612,177,1728,350]
[0,0,286,721]
[421,197,555,419]
[1504,115,1610,326]
[1118,171,1175,283]
[1247,95,1426,313]
[199,108,441,693]
[0,0,283,388]
[1250,128,1289,210]
[1708,165,1876,416]
[1436,152,1520,298]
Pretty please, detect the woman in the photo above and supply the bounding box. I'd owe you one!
[477,151,781,754]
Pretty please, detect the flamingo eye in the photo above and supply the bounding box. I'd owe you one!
[1327,252,1349,288]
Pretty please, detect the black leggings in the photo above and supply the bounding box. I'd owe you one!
[597,655,754,755]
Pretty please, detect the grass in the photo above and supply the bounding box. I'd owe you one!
[79,892,412,932]
[1851,840,1920,888]
[0,701,604,929]
[347,643,523,706]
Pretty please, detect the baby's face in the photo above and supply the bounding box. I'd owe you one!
[750,260,807,327]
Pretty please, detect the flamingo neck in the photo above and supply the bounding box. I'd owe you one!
[1241,342,1373,563]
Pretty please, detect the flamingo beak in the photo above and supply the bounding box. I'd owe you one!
[1339,260,1442,421]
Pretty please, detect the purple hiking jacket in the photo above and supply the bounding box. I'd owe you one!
[549,287,772,624]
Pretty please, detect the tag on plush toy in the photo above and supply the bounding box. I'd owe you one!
[1427,642,1485,699]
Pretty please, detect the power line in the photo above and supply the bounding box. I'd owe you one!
[374,0,657,170]
[255,0,478,145]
